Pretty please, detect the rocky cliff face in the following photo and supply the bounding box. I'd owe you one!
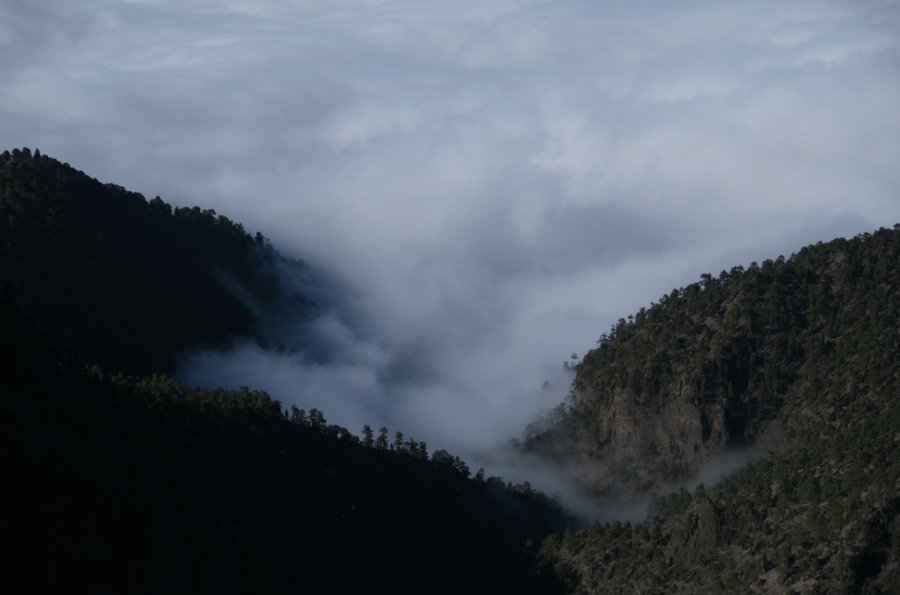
[522,253,808,495]
[577,377,722,480]
[570,363,786,495]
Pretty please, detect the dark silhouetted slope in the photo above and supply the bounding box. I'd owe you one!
[0,149,575,594]
[1,284,574,594]
[0,147,309,377]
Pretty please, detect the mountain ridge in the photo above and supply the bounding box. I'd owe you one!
[531,226,900,594]
[0,146,311,377]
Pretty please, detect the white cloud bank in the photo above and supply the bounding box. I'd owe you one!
[2,0,899,515]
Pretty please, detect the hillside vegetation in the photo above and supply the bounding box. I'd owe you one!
[0,147,309,376]
[2,285,577,593]
[0,148,575,594]
[533,226,900,594]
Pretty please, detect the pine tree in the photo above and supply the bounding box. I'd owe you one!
[290,405,307,425]
[376,427,389,450]
[362,424,374,447]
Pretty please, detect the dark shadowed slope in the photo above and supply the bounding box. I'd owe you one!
[0,147,311,377]
[1,285,576,594]
[0,149,576,594]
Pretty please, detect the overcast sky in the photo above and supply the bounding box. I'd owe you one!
[3,0,899,505]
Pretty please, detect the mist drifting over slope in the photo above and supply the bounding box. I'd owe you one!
[180,256,581,474]
[3,0,900,514]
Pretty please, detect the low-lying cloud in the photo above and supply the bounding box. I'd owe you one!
[179,257,581,465]
[3,0,899,517]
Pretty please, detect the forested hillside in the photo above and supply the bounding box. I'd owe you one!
[1,284,575,593]
[0,147,309,376]
[0,148,576,594]
[531,227,900,594]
